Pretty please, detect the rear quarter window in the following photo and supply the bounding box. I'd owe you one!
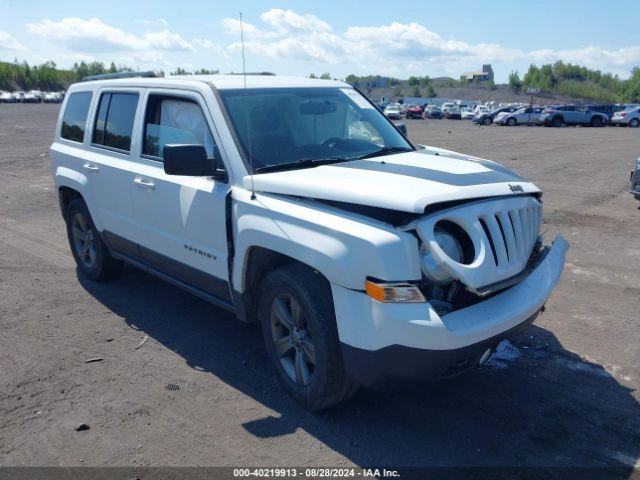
[60,92,93,142]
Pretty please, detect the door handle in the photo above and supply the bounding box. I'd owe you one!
[133,178,155,190]
[82,163,99,173]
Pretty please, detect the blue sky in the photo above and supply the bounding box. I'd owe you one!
[1,0,639,82]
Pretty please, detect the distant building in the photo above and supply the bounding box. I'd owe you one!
[460,64,494,83]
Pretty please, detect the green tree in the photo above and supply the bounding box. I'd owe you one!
[425,84,436,98]
[407,76,419,86]
[393,85,403,97]
[319,72,331,80]
[411,85,421,97]
[508,71,522,93]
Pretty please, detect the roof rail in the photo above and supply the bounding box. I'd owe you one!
[81,71,162,82]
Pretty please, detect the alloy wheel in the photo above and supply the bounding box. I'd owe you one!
[71,212,96,269]
[270,293,316,386]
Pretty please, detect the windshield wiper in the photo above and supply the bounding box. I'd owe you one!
[253,157,350,174]
[356,146,414,160]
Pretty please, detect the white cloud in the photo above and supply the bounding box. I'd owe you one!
[260,9,332,34]
[0,30,26,51]
[26,17,192,53]
[134,18,169,27]
[193,38,228,57]
[144,30,193,51]
[26,17,147,52]
[212,9,640,78]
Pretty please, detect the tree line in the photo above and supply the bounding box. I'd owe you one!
[0,59,219,91]
[508,61,640,103]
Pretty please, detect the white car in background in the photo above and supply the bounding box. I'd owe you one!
[495,107,544,126]
[461,107,475,120]
[611,106,640,127]
[384,105,401,119]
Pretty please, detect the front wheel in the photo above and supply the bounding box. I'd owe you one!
[506,117,517,126]
[590,116,603,127]
[483,118,491,125]
[258,264,358,410]
[551,116,563,127]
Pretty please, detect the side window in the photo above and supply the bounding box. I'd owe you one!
[143,95,216,160]
[60,92,93,142]
[92,92,139,152]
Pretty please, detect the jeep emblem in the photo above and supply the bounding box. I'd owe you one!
[509,184,524,193]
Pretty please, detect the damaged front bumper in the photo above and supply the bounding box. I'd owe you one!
[332,235,569,387]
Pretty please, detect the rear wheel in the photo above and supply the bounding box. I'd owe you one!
[483,118,491,125]
[551,116,563,127]
[590,116,603,127]
[259,264,358,410]
[629,118,639,128]
[506,117,517,126]
[65,198,123,281]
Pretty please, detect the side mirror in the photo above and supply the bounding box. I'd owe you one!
[163,144,226,180]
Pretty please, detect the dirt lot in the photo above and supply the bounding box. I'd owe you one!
[1,104,639,472]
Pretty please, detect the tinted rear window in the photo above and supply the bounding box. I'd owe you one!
[92,92,139,152]
[60,92,93,142]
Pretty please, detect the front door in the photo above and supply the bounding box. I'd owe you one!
[128,90,231,300]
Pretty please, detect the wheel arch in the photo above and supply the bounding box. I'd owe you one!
[238,246,331,323]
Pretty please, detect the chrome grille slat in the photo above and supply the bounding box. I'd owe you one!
[497,211,517,263]
[484,214,509,267]
[509,209,525,259]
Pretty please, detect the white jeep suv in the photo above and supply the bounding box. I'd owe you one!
[51,73,568,410]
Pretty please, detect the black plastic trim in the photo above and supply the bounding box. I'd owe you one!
[101,230,235,311]
[340,309,540,388]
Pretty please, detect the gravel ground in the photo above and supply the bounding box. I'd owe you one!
[1,104,639,472]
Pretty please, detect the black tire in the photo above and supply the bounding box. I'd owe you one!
[506,117,517,126]
[590,116,603,127]
[629,118,639,128]
[551,116,563,127]
[65,198,123,281]
[258,263,358,410]
[483,117,491,125]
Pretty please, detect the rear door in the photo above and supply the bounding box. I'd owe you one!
[127,89,231,300]
[84,88,142,257]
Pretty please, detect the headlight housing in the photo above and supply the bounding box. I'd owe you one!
[420,221,473,285]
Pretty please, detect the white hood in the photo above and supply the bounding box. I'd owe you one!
[244,147,540,214]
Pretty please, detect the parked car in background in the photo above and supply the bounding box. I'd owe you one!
[631,157,640,201]
[460,107,475,120]
[12,91,25,102]
[473,106,519,125]
[586,104,625,121]
[440,102,456,113]
[405,104,423,119]
[475,105,490,115]
[384,105,401,119]
[495,107,543,126]
[540,105,608,127]
[43,91,63,103]
[444,105,461,119]
[611,106,640,127]
[25,90,43,103]
[0,91,16,103]
[424,105,443,119]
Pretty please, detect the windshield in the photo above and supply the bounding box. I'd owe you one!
[219,87,413,172]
